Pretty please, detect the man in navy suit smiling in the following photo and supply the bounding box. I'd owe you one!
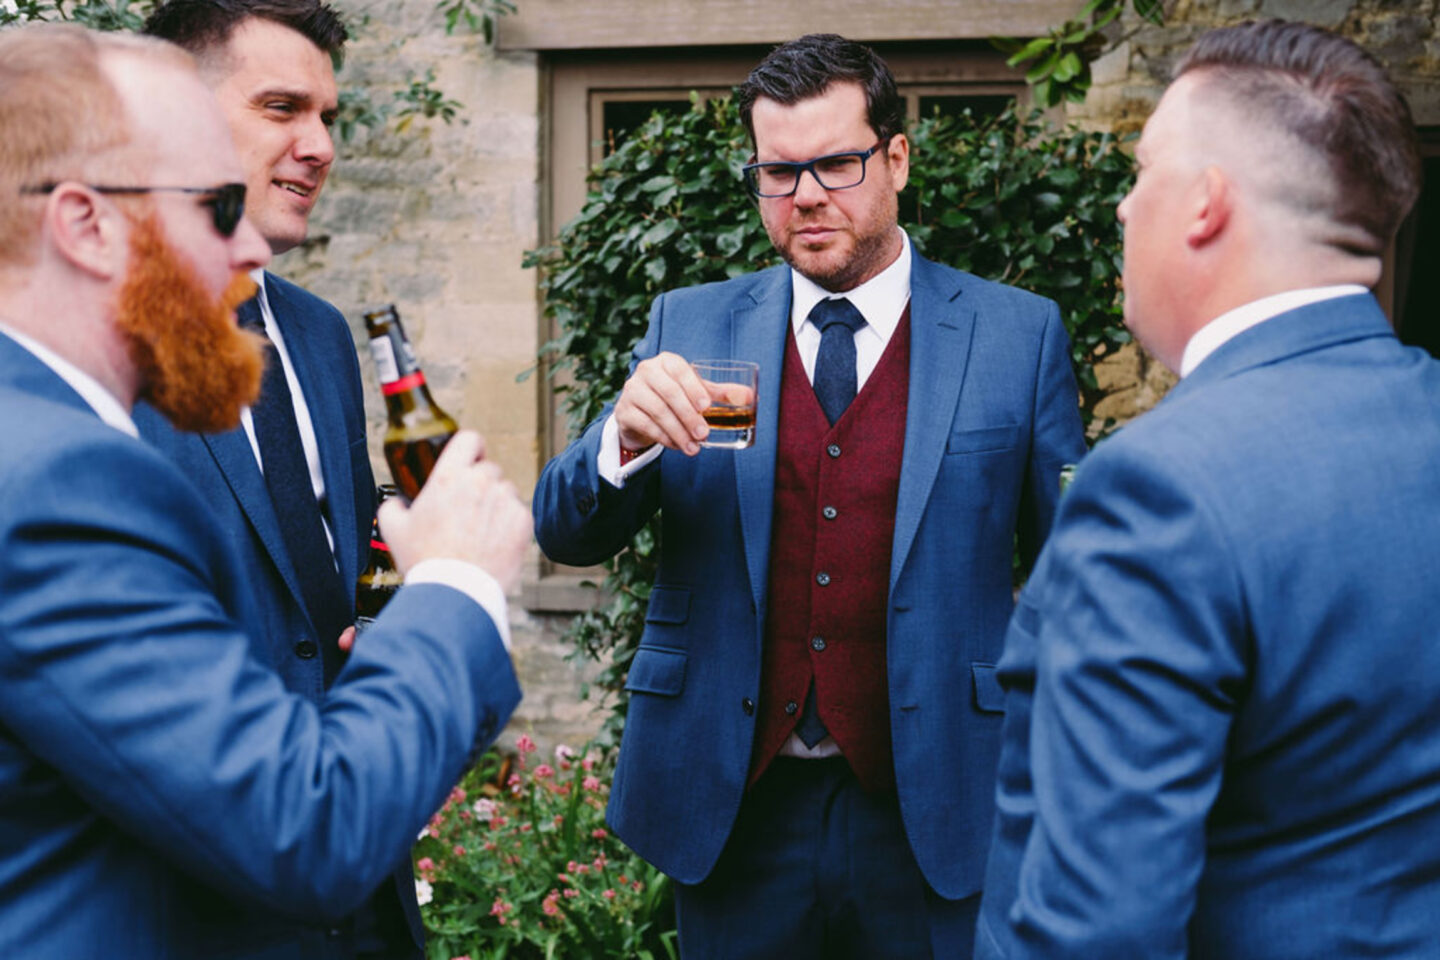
[136,1,436,956]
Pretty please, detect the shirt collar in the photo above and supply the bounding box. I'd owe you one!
[1180,284,1369,378]
[790,227,912,337]
[0,321,138,436]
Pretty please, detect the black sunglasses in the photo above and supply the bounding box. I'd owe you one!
[20,182,247,238]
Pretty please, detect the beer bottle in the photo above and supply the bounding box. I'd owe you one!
[363,305,459,499]
[355,484,403,632]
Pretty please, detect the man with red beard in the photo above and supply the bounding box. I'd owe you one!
[135,2,422,952]
[0,23,529,958]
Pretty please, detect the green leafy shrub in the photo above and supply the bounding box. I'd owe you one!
[524,95,1135,734]
[415,738,676,960]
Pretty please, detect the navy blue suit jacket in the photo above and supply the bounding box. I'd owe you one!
[534,254,1086,899]
[0,330,520,958]
[133,273,416,957]
[976,294,1440,958]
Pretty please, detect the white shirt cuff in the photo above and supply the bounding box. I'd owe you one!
[597,414,662,488]
[405,558,512,652]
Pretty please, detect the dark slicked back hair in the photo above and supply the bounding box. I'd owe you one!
[1177,18,1421,245]
[737,33,905,148]
[143,0,348,67]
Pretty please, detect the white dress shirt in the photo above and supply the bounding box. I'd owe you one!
[1180,284,1368,378]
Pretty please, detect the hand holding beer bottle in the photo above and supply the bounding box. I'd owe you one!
[378,431,531,594]
[365,305,458,499]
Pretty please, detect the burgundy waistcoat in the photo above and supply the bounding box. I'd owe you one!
[749,308,911,794]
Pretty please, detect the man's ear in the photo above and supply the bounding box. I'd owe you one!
[46,185,126,281]
[1187,166,1231,247]
[886,132,910,193]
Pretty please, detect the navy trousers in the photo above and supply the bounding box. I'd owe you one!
[674,757,978,960]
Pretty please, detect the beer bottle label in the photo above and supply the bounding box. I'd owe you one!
[369,337,400,384]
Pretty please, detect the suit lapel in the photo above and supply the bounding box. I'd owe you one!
[731,269,791,617]
[200,424,308,611]
[891,255,975,592]
[264,275,362,590]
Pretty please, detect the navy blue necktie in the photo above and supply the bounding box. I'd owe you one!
[810,297,867,426]
[239,296,351,686]
[794,297,868,748]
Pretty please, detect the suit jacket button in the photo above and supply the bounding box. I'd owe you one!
[815,572,831,586]
[784,700,798,715]
[826,443,841,458]
[742,698,755,716]
[822,505,838,520]
[294,640,318,659]
[810,635,826,652]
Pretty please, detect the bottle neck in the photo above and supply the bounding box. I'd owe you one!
[368,321,441,419]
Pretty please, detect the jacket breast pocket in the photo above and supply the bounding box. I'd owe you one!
[625,646,687,697]
[946,423,1020,455]
[645,585,691,625]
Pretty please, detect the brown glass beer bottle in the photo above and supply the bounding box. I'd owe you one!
[355,484,403,632]
[363,305,459,499]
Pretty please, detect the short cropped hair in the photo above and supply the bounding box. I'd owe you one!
[1177,18,1421,245]
[143,0,348,66]
[737,34,905,148]
[0,26,183,266]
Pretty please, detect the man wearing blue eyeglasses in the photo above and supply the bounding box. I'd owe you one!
[534,33,1085,960]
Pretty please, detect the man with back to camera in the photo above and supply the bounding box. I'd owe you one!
[532,33,1086,960]
[974,18,1440,960]
[135,0,422,953]
[0,23,528,958]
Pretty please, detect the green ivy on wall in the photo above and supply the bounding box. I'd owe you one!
[525,95,1136,740]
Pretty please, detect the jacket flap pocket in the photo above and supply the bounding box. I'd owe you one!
[646,585,691,624]
[972,662,1005,713]
[625,647,686,697]
[946,423,1020,454]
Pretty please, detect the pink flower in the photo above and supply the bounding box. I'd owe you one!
[450,786,467,804]
[453,844,466,857]
[516,734,537,755]
[632,880,644,892]
[581,757,596,772]
[553,814,565,827]
[519,823,533,833]
[416,857,436,874]
[593,855,607,871]
[452,955,472,960]
[564,888,579,898]
[473,798,498,820]
[542,890,562,916]
[534,764,555,779]
[603,888,616,900]
[583,776,601,792]
[554,744,576,763]
[591,828,608,840]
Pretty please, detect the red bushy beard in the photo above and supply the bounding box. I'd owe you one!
[112,215,265,433]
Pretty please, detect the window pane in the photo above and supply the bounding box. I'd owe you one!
[918,94,1014,122]
[1397,154,1440,358]
[601,99,690,155]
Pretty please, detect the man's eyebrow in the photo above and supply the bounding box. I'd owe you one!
[251,86,313,105]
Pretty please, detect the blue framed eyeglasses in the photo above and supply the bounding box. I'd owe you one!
[741,140,889,198]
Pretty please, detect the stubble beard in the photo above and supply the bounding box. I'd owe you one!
[112,215,266,433]
[769,197,900,293]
